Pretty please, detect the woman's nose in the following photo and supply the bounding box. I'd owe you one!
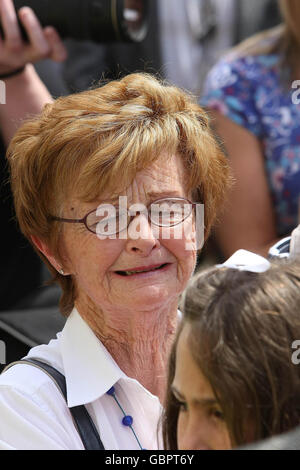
[125,213,160,255]
[178,423,210,451]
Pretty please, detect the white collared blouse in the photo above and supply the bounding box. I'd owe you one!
[0,308,164,450]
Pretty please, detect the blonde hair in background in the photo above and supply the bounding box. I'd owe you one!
[229,0,300,74]
[8,73,231,316]
[280,0,300,46]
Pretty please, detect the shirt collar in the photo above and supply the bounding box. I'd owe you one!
[60,307,182,408]
[60,308,127,407]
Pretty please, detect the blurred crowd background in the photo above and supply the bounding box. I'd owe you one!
[35,0,281,96]
[0,0,287,366]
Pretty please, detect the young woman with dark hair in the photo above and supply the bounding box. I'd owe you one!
[163,252,300,449]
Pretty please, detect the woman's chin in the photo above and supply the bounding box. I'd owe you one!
[124,287,177,311]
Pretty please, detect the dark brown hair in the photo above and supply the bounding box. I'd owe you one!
[163,259,300,449]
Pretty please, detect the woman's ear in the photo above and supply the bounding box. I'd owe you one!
[31,235,63,273]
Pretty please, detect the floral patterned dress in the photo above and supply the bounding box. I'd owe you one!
[201,50,300,237]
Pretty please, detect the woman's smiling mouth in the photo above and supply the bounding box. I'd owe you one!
[115,263,171,277]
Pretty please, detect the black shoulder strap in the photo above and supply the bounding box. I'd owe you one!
[3,358,105,450]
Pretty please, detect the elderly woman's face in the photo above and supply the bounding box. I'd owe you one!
[60,153,197,313]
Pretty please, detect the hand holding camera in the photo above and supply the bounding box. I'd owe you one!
[0,0,148,145]
[0,0,67,78]
[0,0,148,78]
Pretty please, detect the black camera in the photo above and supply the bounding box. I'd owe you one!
[9,0,148,43]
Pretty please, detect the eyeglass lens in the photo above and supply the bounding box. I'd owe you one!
[86,198,193,235]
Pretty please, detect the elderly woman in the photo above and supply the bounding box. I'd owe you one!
[0,72,230,450]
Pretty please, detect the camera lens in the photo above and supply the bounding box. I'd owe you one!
[90,0,148,42]
[9,0,148,43]
[123,0,148,42]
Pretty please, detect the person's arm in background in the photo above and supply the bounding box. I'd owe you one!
[210,110,280,258]
[0,0,67,146]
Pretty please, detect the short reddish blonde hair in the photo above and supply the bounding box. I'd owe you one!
[8,73,231,316]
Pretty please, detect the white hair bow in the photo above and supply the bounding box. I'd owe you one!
[290,224,300,258]
[216,249,271,273]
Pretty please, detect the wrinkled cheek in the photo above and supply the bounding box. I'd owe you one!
[159,220,197,249]
[167,215,203,253]
[183,213,204,252]
[164,238,197,286]
[172,220,198,270]
[182,250,197,282]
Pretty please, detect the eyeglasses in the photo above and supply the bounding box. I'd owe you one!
[50,197,198,237]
